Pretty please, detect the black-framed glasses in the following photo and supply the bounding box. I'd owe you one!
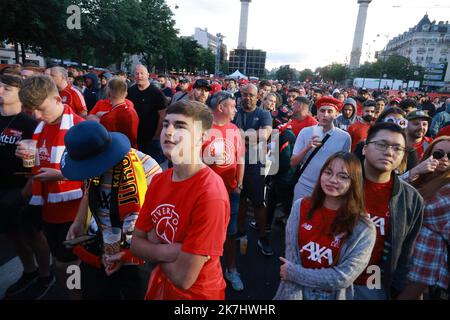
[432,150,450,160]
[367,140,406,153]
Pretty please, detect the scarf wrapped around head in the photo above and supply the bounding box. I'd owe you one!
[30,106,83,205]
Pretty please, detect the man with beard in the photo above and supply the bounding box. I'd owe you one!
[355,87,370,116]
[189,79,211,104]
[257,80,272,107]
[348,100,377,152]
[405,110,433,160]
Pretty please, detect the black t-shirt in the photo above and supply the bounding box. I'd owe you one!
[233,107,272,173]
[0,112,37,189]
[161,87,173,98]
[127,84,167,150]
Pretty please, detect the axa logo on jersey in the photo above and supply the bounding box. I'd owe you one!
[150,204,179,244]
[300,241,334,265]
[368,214,386,236]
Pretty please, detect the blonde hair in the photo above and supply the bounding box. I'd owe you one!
[107,77,127,99]
[19,75,59,110]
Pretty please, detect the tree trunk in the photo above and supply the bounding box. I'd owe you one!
[20,43,26,64]
[77,47,83,69]
[14,42,20,64]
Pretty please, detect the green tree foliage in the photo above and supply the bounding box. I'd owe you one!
[0,0,226,73]
[352,54,424,81]
[298,68,314,82]
[317,63,349,83]
[276,65,297,82]
[198,47,215,75]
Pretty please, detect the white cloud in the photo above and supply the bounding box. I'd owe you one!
[167,0,450,70]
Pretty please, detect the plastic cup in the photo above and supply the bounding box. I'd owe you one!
[311,126,324,147]
[240,237,248,255]
[20,139,37,168]
[102,227,122,256]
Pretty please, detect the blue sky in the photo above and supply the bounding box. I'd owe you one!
[166,0,450,70]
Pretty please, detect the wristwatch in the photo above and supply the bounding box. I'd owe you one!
[237,184,244,190]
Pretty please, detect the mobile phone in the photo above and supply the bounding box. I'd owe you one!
[63,234,97,248]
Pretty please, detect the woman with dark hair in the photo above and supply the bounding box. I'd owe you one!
[353,107,419,172]
[274,152,376,300]
[398,136,450,300]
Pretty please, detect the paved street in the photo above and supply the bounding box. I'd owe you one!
[0,211,286,300]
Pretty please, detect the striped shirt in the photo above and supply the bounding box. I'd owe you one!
[60,84,87,116]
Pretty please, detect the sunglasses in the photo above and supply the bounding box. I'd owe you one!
[213,92,234,106]
[432,150,450,160]
[383,116,408,129]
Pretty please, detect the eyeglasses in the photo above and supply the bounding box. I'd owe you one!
[322,169,351,183]
[432,150,450,160]
[383,116,408,129]
[367,140,406,153]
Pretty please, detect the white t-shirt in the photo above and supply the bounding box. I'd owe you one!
[292,125,351,201]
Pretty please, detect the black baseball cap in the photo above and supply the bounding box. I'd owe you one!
[193,79,211,90]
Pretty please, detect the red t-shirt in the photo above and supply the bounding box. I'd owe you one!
[411,136,433,160]
[436,125,450,138]
[298,198,345,269]
[60,84,87,116]
[135,166,230,300]
[89,99,134,115]
[355,178,393,285]
[356,102,363,116]
[37,112,84,223]
[348,121,371,152]
[100,101,139,148]
[290,116,318,137]
[202,122,244,192]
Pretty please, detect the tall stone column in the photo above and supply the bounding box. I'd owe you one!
[349,0,372,69]
[238,0,251,49]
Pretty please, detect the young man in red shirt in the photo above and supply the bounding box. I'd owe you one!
[16,75,85,299]
[131,100,230,300]
[289,96,318,137]
[348,100,376,152]
[88,77,139,148]
[405,110,433,160]
[354,122,424,299]
[203,91,245,291]
[50,66,87,118]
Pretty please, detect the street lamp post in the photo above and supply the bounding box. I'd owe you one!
[376,33,389,90]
